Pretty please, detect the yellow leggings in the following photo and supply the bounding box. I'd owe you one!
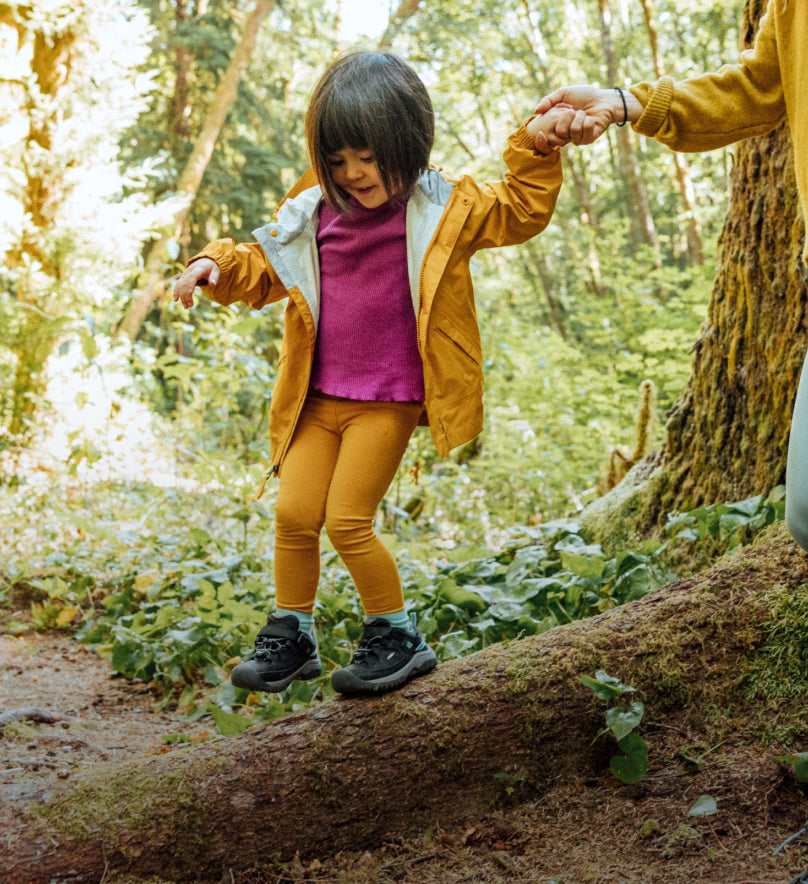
[273,394,422,616]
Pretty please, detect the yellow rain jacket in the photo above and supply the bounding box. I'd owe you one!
[191,125,561,474]
[629,0,807,254]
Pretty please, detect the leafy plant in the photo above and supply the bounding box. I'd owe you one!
[581,670,649,785]
[666,486,785,549]
[1,478,786,734]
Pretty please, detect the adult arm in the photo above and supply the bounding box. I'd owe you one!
[536,0,786,152]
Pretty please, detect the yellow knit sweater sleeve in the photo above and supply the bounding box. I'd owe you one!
[627,1,787,152]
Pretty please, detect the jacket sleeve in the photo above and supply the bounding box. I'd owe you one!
[188,239,286,310]
[458,125,563,253]
[629,1,786,152]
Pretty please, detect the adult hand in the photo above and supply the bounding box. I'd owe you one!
[535,85,639,145]
[172,258,219,309]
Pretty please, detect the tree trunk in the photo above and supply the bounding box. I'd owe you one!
[563,150,605,297]
[516,0,605,298]
[641,0,807,525]
[118,0,275,341]
[639,0,703,265]
[2,526,804,883]
[522,241,568,337]
[172,0,193,144]
[596,0,659,257]
[377,0,422,49]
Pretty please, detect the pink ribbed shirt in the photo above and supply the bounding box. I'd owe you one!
[309,198,425,402]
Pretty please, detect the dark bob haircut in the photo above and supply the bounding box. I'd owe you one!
[305,51,435,212]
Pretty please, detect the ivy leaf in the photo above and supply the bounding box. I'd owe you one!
[580,670,636,702]
[605,701,645,741]
[610,732,649,784]
[210,705,252,736]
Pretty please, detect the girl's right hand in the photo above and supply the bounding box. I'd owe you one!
[173,258,220,308]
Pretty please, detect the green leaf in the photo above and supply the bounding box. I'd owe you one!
[580,670,636,701]
[605,701,645,741]
[440,582,488,613]
[488,599,530,621]
[80,331,98,361]
[610,732,649,784]
[778,752,808,783]
[613,565,661,602]
[210,705,252,735]
[558,549,606,580]
[228,315,262,336]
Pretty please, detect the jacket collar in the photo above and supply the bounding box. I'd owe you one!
[251,170,456,328]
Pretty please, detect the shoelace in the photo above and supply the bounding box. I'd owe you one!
[254,635,291,660]
[353,634,405,662]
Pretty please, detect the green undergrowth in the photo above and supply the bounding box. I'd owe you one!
[0,479,786,733]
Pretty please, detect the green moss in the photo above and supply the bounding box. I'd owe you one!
[746,582,808,701]
[30,760,222,865]
[663,824,702,858]
[577,465,662,557]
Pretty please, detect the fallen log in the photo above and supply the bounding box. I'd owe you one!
[2,525,805,883]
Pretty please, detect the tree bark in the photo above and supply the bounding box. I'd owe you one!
[2,526,803,883]
[118,0,275,341]
[640,0,807,525]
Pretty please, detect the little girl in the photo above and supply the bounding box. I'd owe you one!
[173,50,570,695]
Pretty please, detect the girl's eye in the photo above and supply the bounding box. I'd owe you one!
[360,155,375,163]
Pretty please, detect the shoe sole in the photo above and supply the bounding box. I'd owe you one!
[331,646,437,695]
[231,657,322,693]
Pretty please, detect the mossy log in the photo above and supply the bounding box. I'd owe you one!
[3,526,807,884]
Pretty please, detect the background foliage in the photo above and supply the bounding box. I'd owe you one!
[1,0,760,730]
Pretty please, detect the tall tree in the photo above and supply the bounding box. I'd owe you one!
[118,0,275,341]
[640,0,806,522]
[595,0,659,256]
[639,0,703,265]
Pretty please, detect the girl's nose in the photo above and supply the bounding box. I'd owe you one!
[344,159,364,180]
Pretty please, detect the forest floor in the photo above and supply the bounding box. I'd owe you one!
[3,621,808,884]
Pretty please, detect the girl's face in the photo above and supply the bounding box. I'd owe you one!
[327,147,391,209]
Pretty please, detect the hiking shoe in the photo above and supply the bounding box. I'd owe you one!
[231,613,322,692]
[331,618,437,695]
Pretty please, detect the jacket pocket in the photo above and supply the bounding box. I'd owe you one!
[429,321,484,406]
[434,320,482,367]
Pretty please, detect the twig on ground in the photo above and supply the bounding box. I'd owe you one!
[0,707,61,727]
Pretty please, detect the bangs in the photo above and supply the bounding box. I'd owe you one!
[317,90,382,156]
[306,51,434,212]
